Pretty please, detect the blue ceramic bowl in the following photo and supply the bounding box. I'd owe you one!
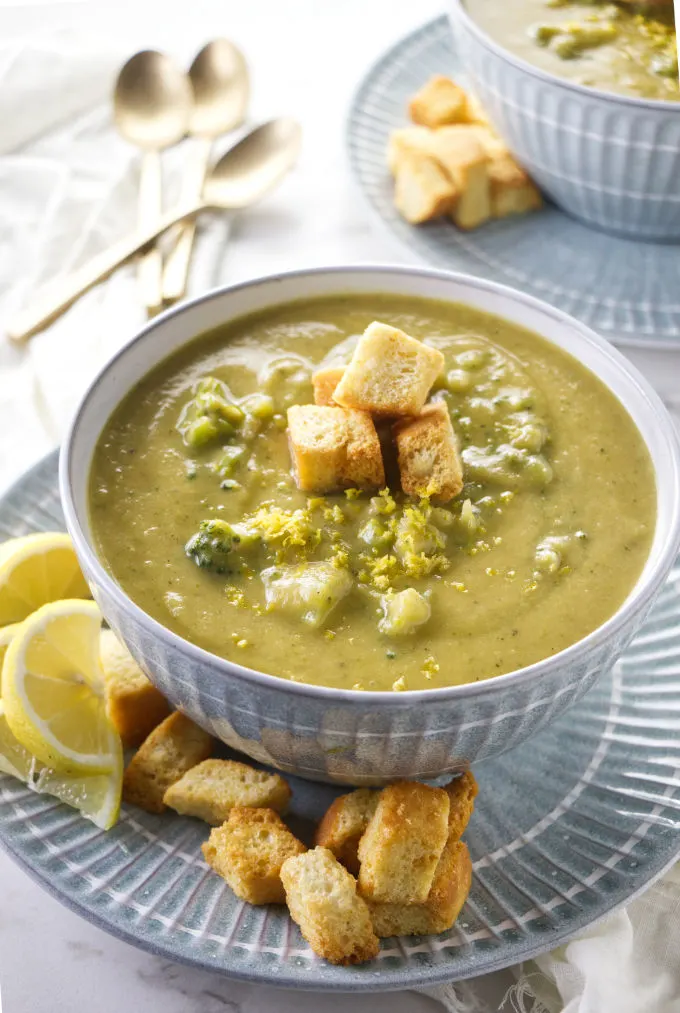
[60,267,680,785]
[449,0,680,242]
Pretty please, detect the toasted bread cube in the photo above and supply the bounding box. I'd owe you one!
[163,758,291,825]
[357,781,450,904]
[344,409,386,487]
[333,322,444,417]
[427,129,491,230]
[122,712,213,814]
[489,154,543,219]
[446,126,541,219]
[287,404,346,492]
[457,124,509,161]
[462,90,492,128]
[393,401,464,503]
[312,366,346,406]
[202,807,306,905]
[409,75,469,128]
[287,405,384,493]
[387,125,436,176]
[314,788,379,874]
[367,839,472,937]
[394,151,457,224]
[445,770,478,839]
[100,629,170,748]
[281,847,380,965]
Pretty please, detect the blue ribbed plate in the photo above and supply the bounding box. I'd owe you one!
[347,17,680,351]
[1,452,680,990]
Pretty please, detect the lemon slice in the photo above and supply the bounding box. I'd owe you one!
[0,533,91,625]
[2,599,117,774]
[0,701,122,829]
[0,621,20,669]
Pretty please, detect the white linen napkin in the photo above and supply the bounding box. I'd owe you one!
[431,864,680,1013]
[1,32,679,1013]
[0,29,232,485]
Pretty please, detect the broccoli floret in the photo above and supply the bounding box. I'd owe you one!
[185,519,258,573]
[213,445,245,478]
[177,376,245,449]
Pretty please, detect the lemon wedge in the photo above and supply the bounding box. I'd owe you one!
[2,599,118,774]
[0,700,122,829]
[0,533,91,625]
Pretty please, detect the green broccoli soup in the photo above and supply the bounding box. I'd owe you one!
[465,1,679,101]
[89,294,655,692]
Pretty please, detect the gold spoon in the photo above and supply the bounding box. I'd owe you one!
[8,118,302,343]
[113,50,192,316]
[162,39,250,304]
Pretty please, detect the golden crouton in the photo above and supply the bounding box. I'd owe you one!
[409,75,469,128]
[367,839,472,937]
[202,807,306,905]
[312,366,345,407]
[488,154,543,219]
[100,629,170,747]
[281,847,380,965]
[314,788,379,874]
[445,770,478,840]
[394,151,457,224]
[387,126,436,176]
[287,404,384,494]
[393,401,464,503]
[427,129,491,230]
[357,781,450,904]
[333,322,445,418]
[163,758,291,825]
[122,711,213,814]
[457,124,509,161]
[463,90,493,128]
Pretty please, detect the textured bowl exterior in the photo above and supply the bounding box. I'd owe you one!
[60,267,680,785]
[450,1,680,241]
[77,568,647,785]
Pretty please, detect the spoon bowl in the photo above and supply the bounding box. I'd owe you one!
[189,39,249,136]
[113,50,192,149]
[204,117,302,208]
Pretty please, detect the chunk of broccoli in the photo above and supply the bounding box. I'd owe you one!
[185,519,259,573]
[177,376,245,449]
[213,445,245,478]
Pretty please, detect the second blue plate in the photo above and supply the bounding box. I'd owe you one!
[347,17,680,351]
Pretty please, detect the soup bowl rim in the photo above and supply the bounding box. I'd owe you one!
[60,264,680,704]
[450,0,680,112]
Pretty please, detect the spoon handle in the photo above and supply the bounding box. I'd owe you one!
[138,151,164,316]
[162,136,213,304]
[7,200,207,343]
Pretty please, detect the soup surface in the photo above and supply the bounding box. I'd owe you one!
[90,294,655,692]
[465,0,679,101]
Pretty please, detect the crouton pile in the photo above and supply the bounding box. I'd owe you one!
[287,320,464,504]
[108,635,477,967]
[389,75,542,229]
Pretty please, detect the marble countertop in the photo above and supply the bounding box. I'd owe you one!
[0,1,678,1010]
